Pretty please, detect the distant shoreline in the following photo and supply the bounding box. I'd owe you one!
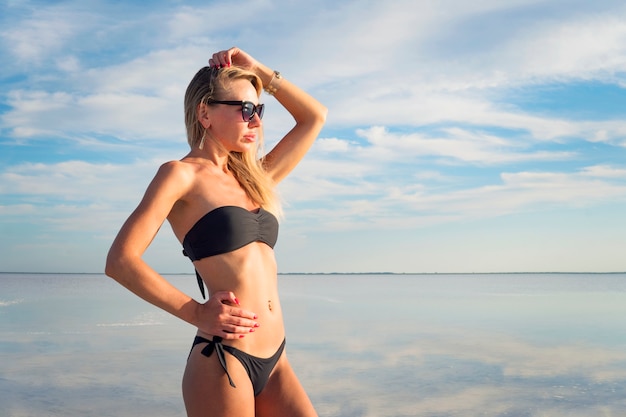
[1,271,625,275]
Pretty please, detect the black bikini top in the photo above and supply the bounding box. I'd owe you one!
[182,206,279,298]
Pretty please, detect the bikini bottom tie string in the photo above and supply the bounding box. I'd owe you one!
[199,336,237,388]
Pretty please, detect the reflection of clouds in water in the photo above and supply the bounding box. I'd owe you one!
[289,324,626,417]
[279,274,626,416]
[3,320,625,416]
[0,298,24,307]
[394,327,626,381]
[4,274,626,416]
[0,332,188,417]
[96,311,167,327]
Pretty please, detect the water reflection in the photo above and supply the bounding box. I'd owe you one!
[280,274,626,416]
[1,273,625,416]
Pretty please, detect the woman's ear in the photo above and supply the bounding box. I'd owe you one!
[197,103,211,129]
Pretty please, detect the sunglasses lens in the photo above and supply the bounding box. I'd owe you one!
[241,102,263,122]
[243,102,254,121]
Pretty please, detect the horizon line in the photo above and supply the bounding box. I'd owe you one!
[1,271,625,275]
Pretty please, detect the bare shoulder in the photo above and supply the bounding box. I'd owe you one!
[153,158,211,210]
[158,159,195,178]
[151,160,196,188]
[135,160,197,210]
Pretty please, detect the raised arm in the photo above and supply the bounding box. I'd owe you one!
[105,162,257,339]
[210,47,328,183]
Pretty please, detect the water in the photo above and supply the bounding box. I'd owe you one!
[1,273,626,416]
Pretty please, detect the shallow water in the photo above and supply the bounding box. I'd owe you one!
[1,273,626,416]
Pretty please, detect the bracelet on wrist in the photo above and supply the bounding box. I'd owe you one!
[264,70,283,96]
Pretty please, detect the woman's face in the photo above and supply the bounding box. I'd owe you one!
[207,78,262,153]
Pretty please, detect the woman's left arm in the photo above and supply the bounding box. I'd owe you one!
[211,47,328,183]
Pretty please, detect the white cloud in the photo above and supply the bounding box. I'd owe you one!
[12,157,624,243]
[315,138,352,153]
[166,3,268,41]
[1,0,626,273]
[3,88,183,142]
[0,7,86,64]
[4,1,626,148]
[279,158,626,233]
[354,126,576,164]
[581,165,626,178]
[0,203,36,216]
[499,13,626,81]
[408,166,626,218]
[0,159,161,244]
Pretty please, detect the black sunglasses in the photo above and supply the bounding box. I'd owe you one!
[206,100,264,122]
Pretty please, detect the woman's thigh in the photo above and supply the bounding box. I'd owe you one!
[182,345,255,417]
[255,352,318,417]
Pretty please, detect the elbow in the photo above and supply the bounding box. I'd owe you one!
[317,105,328,125]
[307,106,327,133]
[104,251,120,279]
[104,248,132,280]
[300,104,328,127]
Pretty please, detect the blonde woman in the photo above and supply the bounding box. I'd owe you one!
[105,47,327,417]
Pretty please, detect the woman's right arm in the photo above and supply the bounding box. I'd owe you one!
[210,47,328,184]
[105,161,257,338]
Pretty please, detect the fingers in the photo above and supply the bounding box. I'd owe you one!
[208,47,240,68]
[211,291,257,319]
[215,307,260,340]
[208,52,230,68]
[207,47,258,71]
[219,317,261,340]
[200,290,259,339]
[211,290,240,306]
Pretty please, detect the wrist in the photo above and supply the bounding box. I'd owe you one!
[264,70,283,96]
[251,62,272,84]
[252,63,283,96]
[183,298,203,328]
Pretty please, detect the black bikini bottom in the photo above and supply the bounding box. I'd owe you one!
[189,335,285,396]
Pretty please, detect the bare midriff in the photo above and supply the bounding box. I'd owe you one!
[193,241,285,358]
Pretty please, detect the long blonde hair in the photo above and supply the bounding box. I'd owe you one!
[184,66,281,216]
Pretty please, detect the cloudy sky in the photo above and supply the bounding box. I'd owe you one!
[1,0,626,274]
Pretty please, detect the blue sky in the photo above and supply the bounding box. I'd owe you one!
[1,0,626,273]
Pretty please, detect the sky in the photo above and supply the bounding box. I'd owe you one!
[1,0,626,274]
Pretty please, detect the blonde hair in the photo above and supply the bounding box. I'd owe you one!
[184,66,281,216]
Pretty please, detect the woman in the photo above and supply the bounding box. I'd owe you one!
[105,47,327,417]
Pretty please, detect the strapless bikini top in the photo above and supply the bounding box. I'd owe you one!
[182,206,279,298]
